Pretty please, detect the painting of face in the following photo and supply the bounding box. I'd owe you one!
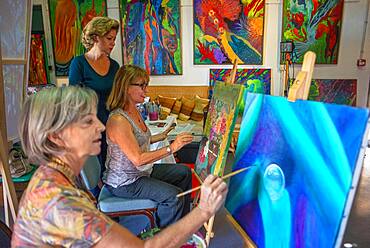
[226,93,369,247]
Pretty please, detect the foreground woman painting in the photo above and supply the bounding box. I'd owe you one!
[11,86,227,247]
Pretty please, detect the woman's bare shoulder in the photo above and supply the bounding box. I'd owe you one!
[107,113,131,130]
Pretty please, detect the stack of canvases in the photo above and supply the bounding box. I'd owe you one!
[156,95,210,123]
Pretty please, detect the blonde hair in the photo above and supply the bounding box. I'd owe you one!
[106,65,149,111]
[81,16,119,50]
[19,86,98,165]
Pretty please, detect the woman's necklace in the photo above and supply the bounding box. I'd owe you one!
[127,108,143,124]
[51,157,69,167]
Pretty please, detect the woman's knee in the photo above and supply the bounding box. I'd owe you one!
[176,164,192,179]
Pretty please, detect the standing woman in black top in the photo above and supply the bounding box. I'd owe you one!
[69,16,120,170]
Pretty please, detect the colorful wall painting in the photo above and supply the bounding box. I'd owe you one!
[194,0,265,65]
[48,0,107,76]
[195,82,244,180]
[29,34,49,86]
[225,93,369,247]
[308,79,357,106]
[209,68,271,95]
[281,0,344,64]
[120,0,182,75]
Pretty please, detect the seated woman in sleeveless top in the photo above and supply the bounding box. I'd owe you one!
[103,65,193,228]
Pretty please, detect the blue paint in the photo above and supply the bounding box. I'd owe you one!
[226,93,369,247]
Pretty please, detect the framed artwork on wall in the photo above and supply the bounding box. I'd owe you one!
[193,0,265,65]
[48,0,107,76]
[226,92,368,247]
[29,33,49,86]
[209,68,271,96]
[281,0,344,64]
[119,0,182,75]
[308,79,357,106]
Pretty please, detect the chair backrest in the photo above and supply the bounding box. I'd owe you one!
[80,156,101,191]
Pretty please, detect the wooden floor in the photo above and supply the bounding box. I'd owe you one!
[341,145,370,247]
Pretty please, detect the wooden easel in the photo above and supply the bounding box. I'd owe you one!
[0,40,19,227]
[194,59,239,246]
[197,52,315,246]
[287,51,316,101]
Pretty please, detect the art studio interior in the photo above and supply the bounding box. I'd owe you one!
[0,0,370,247]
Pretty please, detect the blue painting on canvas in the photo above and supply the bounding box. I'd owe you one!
[225,93,369,248]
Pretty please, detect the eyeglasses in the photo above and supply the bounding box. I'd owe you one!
[130,82,149,90]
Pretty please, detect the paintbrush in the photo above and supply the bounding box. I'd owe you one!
[176,166,252,198]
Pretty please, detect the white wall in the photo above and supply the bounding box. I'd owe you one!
[58,0,370,106]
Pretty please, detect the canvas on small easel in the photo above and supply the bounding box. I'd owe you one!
[225,92,369,247]
[194,81,243,181]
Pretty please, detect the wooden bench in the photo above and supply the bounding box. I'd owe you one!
[146,85,209,100]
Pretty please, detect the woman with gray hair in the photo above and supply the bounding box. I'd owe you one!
[11,86,228,247]
[69,16,120,168]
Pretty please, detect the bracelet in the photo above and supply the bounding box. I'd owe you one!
[166,145,172,154]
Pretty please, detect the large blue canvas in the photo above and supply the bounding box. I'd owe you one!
[225,93,369,248]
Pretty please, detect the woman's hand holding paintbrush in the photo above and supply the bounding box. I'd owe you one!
[196,175,228,217]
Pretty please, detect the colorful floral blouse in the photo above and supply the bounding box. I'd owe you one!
[11,160,114,247]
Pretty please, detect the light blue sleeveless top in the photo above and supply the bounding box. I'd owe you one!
[103,108,152,188]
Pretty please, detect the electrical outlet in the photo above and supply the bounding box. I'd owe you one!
[357,59,366,67]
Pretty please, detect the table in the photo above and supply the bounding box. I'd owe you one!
[146,116,203,164]
[146,116,177,164]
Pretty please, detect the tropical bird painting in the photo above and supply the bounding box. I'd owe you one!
[281,0,344,64]
[194,0,265,65]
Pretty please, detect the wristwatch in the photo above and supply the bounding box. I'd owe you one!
[166,146,172,154]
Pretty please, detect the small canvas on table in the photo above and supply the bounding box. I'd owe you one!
[226,93,369,247]
[194,82,243,181]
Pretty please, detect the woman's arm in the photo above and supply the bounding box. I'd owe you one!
[95,175,228,248]
[149,133,167,144]
[106,114,192,167]
[149,124,175,144]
